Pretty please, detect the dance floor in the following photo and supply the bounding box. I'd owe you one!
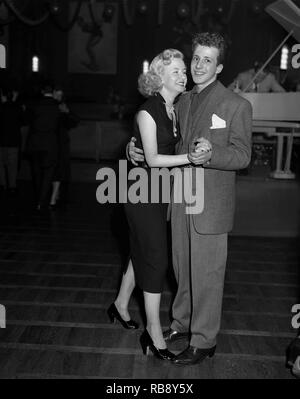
[0,172,299,379]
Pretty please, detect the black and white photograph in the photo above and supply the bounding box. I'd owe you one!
[0,0,300,384]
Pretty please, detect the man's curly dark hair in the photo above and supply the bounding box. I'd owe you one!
[192,32,227,65]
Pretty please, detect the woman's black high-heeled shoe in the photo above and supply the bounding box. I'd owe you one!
[107,303,139,329]
[140,329,175,361]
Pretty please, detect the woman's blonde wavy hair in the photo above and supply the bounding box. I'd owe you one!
[138,49,184,97]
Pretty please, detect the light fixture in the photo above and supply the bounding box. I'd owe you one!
[0,43,6,68]
[143,60,149,74]
[48,0,60,15]
[138,1,148,15]
[103,3,115,23]
[177,2,190,19]
[32,55,39,72]
[280,45,289,70]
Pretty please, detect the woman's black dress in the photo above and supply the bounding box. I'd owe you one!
[124,93,180,293]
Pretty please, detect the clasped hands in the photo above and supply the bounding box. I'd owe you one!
[188,138,212,166]
[127,137,212,166]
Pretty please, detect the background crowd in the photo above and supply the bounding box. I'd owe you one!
[0,79,79,211]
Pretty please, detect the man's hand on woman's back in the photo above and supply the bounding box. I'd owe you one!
[127,137,145,166]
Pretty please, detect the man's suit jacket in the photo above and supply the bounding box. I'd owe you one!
[175,81,253,234]
[26,95,60,154]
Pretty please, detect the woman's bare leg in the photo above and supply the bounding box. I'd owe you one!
[114,259,136,321]
[144,291,166,349]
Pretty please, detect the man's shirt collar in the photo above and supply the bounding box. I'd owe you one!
[191,79,218,95]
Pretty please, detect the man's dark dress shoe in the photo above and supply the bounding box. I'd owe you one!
[163,328,189,342]
[172,345,216,365]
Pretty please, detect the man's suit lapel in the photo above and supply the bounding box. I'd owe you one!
[176,81,228,151]
[178,92,191,137]
[192,81,227,140]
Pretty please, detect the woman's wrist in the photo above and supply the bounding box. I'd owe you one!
[186,153,192,164]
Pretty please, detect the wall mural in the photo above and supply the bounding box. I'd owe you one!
[68,1,118,74]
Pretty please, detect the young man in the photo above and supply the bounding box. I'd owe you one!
[26,81,60,210]
[129,32,253,365]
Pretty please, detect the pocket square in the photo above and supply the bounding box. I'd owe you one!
[210,114,226,129]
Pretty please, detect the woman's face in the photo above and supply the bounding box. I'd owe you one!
[160,58,187,96]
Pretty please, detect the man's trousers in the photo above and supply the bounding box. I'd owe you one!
[170,200,228,349]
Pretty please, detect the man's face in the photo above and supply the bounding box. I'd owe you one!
[190,45,223,90]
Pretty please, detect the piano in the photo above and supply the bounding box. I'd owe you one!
[238,0,300,179]
[241,92,300,179]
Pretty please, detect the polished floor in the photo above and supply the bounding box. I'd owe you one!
[0,176,299,379]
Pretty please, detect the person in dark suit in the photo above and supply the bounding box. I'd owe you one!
[26,81,60,210]
[128,32,253,365]
[50,88,79,208]
[0,86,25,193]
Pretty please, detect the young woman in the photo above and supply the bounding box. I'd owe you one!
[108,49,191,360]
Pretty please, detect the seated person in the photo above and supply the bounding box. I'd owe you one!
[228,62,285,93]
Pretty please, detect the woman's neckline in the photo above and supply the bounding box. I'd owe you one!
[155,92,174,108]
[154,93,178,136]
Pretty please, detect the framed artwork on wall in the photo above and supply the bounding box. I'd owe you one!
[68,1,118,74]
